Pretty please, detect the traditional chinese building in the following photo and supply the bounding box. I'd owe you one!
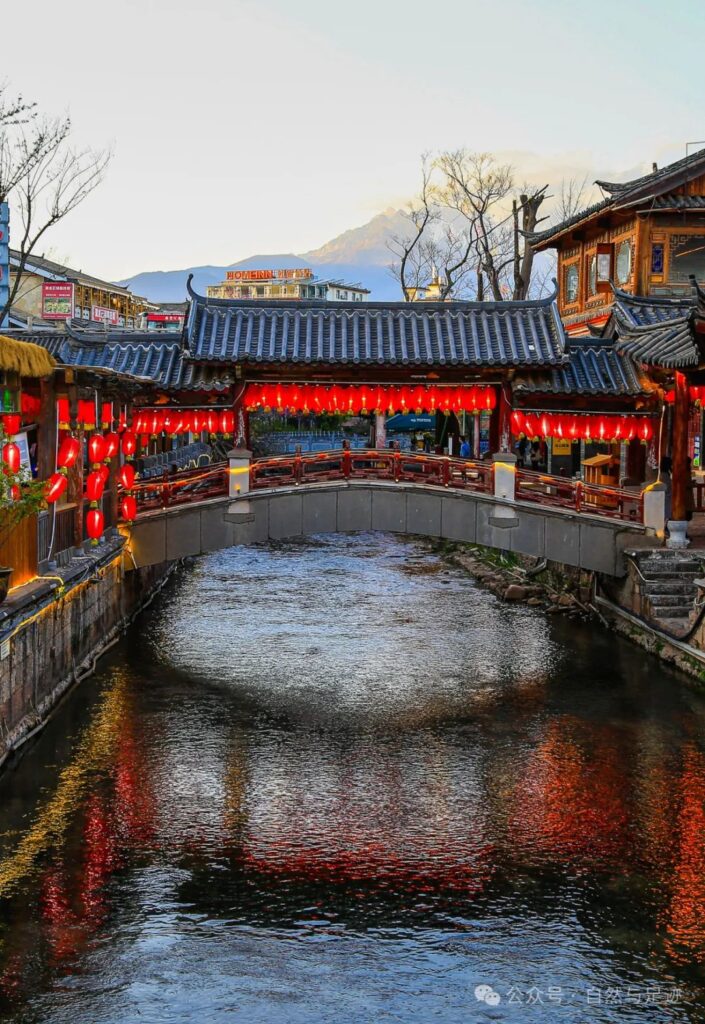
[529,148,705,336]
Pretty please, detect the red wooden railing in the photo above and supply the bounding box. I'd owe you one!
[127,451,645,526]
[516,469,643,523]
[250,448,495,494]
[132,463,229,513]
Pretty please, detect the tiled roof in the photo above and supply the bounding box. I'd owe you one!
[607,285,705,368]
[513,342,645,396]
[186,279,567,368]
[612,317,699,368]
[9,330,229,392]
[611,289,693,327]
[649,194,705,210]
[529,149,705,249]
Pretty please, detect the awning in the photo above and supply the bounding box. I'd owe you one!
[0,334,56,377]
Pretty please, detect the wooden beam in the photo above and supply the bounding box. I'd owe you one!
[671,370,689,521]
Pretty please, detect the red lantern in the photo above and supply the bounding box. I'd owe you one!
[2,414,21,437]
[2,442,20,474]
[57,397,71,431]
[133,412,146,434]
[99,463,110,484]
[118,464,136,490]
[78,399,96,430]
[45,472,68,503]
[206,411,219,434]
[85,470,105,504]
[57,435,80,470]
[121,495,137,521]
[219,410,235,437]
[88,433,106,466]
[101,402,113,430]
[121,431,137,458]
[86,508,104,544]
[511,410,525,435]
[539,413,553,438]
[103,432,120,460]
[639,417,653,442]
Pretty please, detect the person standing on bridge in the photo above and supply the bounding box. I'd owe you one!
[459,436,471,459]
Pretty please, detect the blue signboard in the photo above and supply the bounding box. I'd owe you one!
[0,202,8,328]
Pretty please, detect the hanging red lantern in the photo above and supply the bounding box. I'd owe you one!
[101,402,113,430]
[85,470,105,505]
[78,399,96,430]
[539,413,553,438]
[57,397,71,431]
[133,412,146,434]
[103,432,120,460]
[219,410,235,437]
[510,410,525,435]
[99,463,110,484]
[45,471,68,503]
[121,495,137,522]
[2,414,21,437]
[88,433,106,466]
[2,442,20,474]
[121,431,137,458]
[86,508,104,544]
[119,464,136,490]
[205,411,219,434]
[57,435,80,471]
[638,417,653,442]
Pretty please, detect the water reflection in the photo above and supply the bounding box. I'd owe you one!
[0,535,704,1022]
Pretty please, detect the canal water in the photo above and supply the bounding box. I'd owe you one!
[0,534,705,1023]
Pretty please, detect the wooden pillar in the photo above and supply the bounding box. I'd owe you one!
[671,370,689,522]
[37,376,57,482]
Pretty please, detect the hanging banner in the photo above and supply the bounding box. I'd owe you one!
[0,203,8,329]
[42,282,74,320]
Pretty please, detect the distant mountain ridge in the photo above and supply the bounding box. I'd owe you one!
[120,209,407,303]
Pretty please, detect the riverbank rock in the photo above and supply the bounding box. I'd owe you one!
[557,593,576,607]
[527,597,544,607]
[503,584,528,602]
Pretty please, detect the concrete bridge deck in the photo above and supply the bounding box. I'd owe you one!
[127,476,648,577]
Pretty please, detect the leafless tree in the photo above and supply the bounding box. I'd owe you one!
[387,155,479,301]
[555,176,592,222]
[437,150,548,301]
[0,85,110,324]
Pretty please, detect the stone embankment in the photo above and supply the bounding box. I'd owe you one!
[438,541,592,620]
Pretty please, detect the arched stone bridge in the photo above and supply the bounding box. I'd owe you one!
[125,449,655,577]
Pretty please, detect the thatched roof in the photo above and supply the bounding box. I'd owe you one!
[0,334,56,377]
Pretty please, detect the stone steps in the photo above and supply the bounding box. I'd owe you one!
[630,549,704,632]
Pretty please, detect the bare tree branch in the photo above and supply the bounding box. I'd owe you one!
[0,91,111,323]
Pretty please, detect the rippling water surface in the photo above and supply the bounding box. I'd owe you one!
[1,534,705,1023]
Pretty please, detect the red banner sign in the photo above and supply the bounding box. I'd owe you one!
[91,305,119,325]
[42,282,74,320]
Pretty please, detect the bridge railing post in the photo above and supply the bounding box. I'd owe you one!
[227,448,252,497]
[161,469,170,509]
[642,480,666,539]
[442,456,450,487]
[574,480,583,514]
[342,439,351,480]
[393,441,401,482]
[294,444,303,485]
[492,453,516,501]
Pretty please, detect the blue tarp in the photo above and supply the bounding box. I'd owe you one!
[386,414,435,432]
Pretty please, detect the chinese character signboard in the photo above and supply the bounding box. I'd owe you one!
[0,203,9,328]
[42,282,74,320]
[225,268,314,282]
[91,305,119,325]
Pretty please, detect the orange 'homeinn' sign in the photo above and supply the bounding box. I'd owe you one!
[225,268,314,282]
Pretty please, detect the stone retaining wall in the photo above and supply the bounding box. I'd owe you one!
[0,541,173,770]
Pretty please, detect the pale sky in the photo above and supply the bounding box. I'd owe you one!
[4,0,705,281]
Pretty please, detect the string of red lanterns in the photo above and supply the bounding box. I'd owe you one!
[511,410,654,443]
[243,383,497,416]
